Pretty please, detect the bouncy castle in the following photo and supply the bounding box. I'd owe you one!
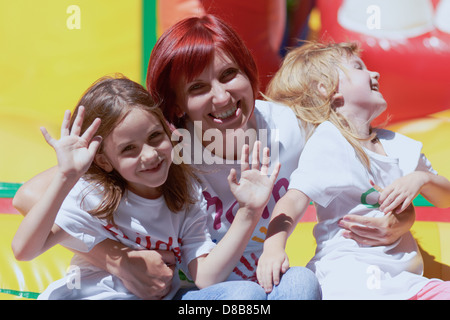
[1,0,449,299]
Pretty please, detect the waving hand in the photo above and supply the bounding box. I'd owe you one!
[40,106,102,179]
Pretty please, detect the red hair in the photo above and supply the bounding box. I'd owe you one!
[146,14,259,128]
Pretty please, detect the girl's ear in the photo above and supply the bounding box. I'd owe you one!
[331,92,344,109]
[317,82,344,109]
[317,82,329,98]
[94,153,113,173]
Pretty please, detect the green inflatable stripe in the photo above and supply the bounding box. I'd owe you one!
[413,194,433,207]
[0,182,434,206]
[141,0,157,86]
[0,182,22,198]
[0,288,39,299]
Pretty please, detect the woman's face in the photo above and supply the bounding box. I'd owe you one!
[175,50,255,134]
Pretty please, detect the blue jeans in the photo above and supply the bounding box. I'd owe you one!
[174,266,322,300]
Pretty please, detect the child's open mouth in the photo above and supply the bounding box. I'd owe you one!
[141,160,163,173]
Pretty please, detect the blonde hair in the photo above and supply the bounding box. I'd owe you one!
[266,41,376,169]
[71,74,199,224]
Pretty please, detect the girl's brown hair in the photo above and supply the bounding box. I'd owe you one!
[265,41,376,169]
[71,74,198,224]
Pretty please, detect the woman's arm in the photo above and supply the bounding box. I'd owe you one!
[77,239,176,300]
[339,204,415,246]
[13,167,56,216]
[341,171,450,247]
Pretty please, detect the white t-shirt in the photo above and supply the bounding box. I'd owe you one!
[289,121,438,299]
[38,179,215,300]
[189,100,306,281]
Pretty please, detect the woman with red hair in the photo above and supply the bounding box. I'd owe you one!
[146,15,321,300]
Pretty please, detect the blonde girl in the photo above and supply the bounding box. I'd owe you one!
[257,42,450,299]
[12,75,280,300]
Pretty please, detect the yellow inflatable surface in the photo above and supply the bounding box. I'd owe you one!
[0,0,142,183]
[0,214,72,300]
[0,0,143,299]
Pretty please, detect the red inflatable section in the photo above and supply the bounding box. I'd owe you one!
[317,0,450,124]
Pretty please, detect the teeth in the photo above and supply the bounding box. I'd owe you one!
[211,105,237,119]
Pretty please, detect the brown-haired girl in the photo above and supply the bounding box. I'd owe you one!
[12,75,280,300]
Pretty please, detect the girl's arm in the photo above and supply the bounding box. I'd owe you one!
[339,169,450,247]
[13,168,176,300]
[12,107,101,260]
[188,142,281,289]
[379,171,450,214]
[12,170,81,260]
[256,188,310,293]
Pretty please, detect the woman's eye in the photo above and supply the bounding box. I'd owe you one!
[221,68,238,81]
[188,83,205,93]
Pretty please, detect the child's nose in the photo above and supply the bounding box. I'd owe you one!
[141,145,158,163]
[370,70,380,80]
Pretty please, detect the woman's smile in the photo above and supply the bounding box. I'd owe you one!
[209,101,241,123]
[177,49,255,134]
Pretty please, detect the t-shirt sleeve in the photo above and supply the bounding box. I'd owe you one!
[55,180,114,252]
[416,153,438,175]
[288,122,354,208]
[376,129,426,175]
[178,191,216,273]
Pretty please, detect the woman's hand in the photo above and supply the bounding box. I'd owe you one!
[227,141,281,214]
[118,249,176,300]
[339,180,417,246]
[40,106,101,179]
[339,204,416,246]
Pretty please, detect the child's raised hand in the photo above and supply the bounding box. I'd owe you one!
[227,141,281,214]
[40,106,101,179]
